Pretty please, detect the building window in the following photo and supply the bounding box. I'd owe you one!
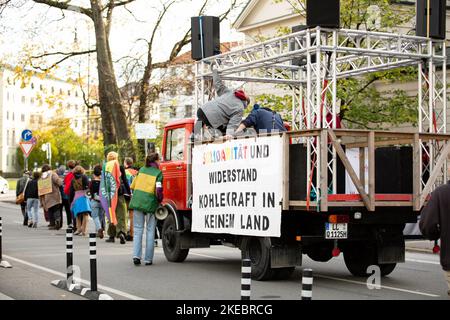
[12,113,15,121]
[21,114,25,122]
[11,129,15,145]
[40,84,43,91]
[59,88,63,95]
[30,97,35,104]
[6,111,9,120]
[68,90,71,96]
[6,92,9,101]
[7,77,11,85]
[75,120,78,128]
[6,155,9,166]
[21,96,26,104]
[6,130,9,146]
[51,86,55,94]
[75,91,78,97]
[31,83,34,89]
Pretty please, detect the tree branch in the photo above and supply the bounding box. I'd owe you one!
[30,49,96,72]
[32,0,93,18]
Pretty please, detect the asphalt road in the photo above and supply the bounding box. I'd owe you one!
[0,201,449,300]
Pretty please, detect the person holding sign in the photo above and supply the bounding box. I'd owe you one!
[195,67,250,138]
[38,164,63,230]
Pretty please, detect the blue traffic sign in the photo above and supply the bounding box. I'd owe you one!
[21,129,32,141]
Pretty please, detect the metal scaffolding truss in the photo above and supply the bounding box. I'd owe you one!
[194,27,448,211]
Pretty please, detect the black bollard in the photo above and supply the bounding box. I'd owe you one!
[301,268,313,300]
[66,228,73,283]
[89,233,97,292]
[241,258,251,300]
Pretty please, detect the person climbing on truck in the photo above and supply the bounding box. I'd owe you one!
[234,104,287,136]
[194,67,250,139]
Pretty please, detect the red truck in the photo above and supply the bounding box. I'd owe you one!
[158,118,423,280]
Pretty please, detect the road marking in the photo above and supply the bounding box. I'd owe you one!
[0,292,14,300]
[406,258,440,265]
[316,274,440,297]
[3,255,145,300]
[189,252,226,260]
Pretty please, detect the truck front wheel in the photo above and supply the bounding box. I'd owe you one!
[343,244,396,277]
[242,237,294,281]
[162,214,189,262]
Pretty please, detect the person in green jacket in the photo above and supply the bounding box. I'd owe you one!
[130,153,163,266]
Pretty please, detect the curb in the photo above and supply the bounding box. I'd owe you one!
[51,280,113,300]
[405,247,435,254]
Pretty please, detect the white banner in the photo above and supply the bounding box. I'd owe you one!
[135,123,158,139]
[192,136,284,237]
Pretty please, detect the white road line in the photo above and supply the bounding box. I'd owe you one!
[406,258,440,265]
[3,255,145,300]
[189,252,226,260]
[316,274,440,297]
[0,292,14,300]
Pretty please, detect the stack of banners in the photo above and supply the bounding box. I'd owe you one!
[192,136,284,237]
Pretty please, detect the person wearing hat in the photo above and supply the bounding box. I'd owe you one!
[234,104,287,136]
[195,67,250,138]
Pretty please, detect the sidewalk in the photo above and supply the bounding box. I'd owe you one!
[405,240,439,254]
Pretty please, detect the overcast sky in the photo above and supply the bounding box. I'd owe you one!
[0,0,246,84]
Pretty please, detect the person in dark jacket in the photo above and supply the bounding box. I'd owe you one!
[89,164,105,238]
[70,166,91,236]
[419,181,450,296]
[16,170,30,226]
[25,171,40,228]
[195,67,250,138]
[105,152,131,244]
[234,104,287,135]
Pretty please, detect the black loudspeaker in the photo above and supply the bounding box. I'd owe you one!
[416,0,446,39]
[290,25,317,66]
[375,147,413,194]
[289,144,345,201]
[191,16,220,61]
[306,0,340,28]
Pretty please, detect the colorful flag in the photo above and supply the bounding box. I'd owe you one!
[99,160,121,225]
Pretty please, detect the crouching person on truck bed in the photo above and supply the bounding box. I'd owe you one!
[419,181,450,296]
[194,67,250,139]
[234,104,287,136]
[129,153,163,266]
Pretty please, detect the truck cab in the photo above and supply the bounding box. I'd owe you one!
[160,118,194,212]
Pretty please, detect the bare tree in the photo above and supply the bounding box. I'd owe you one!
[1,0,136,152]
[135,0,240,125]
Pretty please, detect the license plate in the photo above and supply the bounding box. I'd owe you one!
[325,223,348,239]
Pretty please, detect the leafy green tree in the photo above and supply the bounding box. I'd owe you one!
[16,118,104,170]
[260,0,417,129]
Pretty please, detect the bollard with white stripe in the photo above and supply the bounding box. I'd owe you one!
[241,258,251,300]
[301,268,313,300]
[66,228,73,283]
[0,217,12,268]
[89,233,97,292]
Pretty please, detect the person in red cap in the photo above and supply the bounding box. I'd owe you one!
[195,67,250,138]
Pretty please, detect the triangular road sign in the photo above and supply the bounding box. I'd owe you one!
[19,142,35,158]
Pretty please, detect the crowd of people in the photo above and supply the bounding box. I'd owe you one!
[15,152,162,266]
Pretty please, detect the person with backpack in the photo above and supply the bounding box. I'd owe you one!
[25,171,41,228]
[39,164,63,230]
[89,164,105,238]
[16,170,30,226]
[70,166,91,236]
[129,153,163,266]
[63,160,77,228]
